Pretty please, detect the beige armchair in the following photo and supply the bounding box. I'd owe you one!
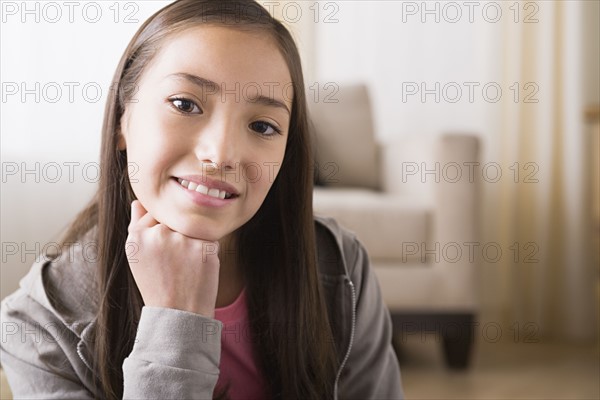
[309,84,481,368]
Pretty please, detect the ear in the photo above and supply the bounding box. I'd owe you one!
[116,131,126,151]
[116,109,129,151]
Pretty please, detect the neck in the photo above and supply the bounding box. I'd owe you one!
[215,231,244,308]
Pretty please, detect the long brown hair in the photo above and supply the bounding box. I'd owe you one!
[57,0,338,398]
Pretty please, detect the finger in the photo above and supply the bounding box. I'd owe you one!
[129,200,145,228]
[130,200,159,230]
[138,211,160,228]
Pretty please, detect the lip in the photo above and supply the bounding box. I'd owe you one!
[172,177,239,208]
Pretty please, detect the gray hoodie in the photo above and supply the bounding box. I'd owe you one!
[0,215,404,399]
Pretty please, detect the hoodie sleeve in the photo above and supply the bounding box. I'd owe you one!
[1,288,223,399]
[122,306,223,399]
[338,236,405,400]
[0,289,96,399]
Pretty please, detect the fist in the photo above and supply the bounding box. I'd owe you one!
[125,200,221,318]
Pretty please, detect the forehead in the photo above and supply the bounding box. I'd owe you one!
[142,25,292,99]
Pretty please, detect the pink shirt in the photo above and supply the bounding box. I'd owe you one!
[213,287,269,399]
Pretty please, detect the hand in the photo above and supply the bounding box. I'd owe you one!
[125,200,221,318]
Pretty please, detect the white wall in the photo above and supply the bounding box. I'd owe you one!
[310,1,504,144]
[1,1,171,299]
[1,1,171,158]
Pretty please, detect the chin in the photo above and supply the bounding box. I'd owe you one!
[179,223,225,242]
[155,213,222,241]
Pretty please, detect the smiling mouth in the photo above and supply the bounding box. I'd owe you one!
[175,177,238,200]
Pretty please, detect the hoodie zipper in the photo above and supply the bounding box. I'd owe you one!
[77,321,102,382]
[77,341,95,374]
[333,278,356,400]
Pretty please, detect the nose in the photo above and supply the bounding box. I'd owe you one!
[195,118,239,172]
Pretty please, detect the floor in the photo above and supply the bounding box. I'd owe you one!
[1,337,598,399]
[397,333,600,400]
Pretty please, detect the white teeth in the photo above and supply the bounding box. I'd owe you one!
[195,184,208,195]
[177,178,231,199]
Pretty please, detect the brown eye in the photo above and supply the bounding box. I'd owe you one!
[249,121,281,137]
[169,97,201,114]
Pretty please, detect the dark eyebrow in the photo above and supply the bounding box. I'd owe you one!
[167,72,291,115]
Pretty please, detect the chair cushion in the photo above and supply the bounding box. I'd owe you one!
[308,84,380,190]
[313,187,430,261]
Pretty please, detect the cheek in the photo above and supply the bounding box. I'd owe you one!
[127,113,187,168]
[128,139,172,176]
[250,148,284,190]
[252,157,283,199]
[237,157,279,198]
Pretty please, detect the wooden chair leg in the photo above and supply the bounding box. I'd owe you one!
[441,316,474,369]
[390,312,476,369]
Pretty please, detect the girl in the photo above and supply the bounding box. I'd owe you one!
[0,1,403,399]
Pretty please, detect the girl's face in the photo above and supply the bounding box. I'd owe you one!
[118,26,292,242]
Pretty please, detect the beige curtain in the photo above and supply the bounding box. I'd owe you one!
[490,0,598,341]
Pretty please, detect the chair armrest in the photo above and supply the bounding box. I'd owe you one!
[433,134,481,310]
[379,135,438,200]
[378,133,480,242]
[433,134,480,245]
[379,133,481,310]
